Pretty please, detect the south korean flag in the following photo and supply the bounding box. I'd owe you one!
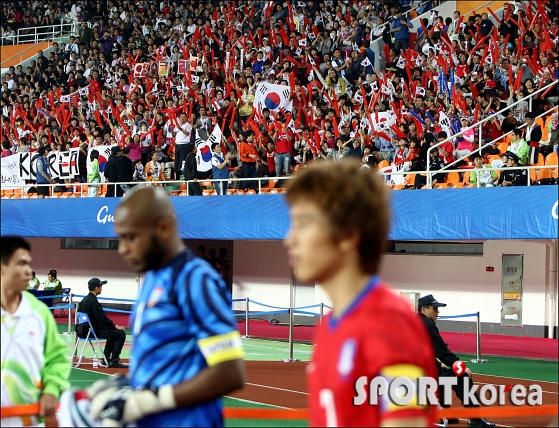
[253,82,293,113]
[415,86,426,96]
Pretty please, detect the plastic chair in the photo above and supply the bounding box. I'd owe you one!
[536,168,552,182]
[497,142,509,154]
[69,312,109,368]
[446,172,461,184]
[545,152,558,166]
[377,160,389,170]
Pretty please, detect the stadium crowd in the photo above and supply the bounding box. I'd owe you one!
[1,0,558,194]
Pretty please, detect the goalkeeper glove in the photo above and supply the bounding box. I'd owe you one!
[89,384,176,426]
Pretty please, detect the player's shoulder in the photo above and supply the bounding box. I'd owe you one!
[366,283,414,315]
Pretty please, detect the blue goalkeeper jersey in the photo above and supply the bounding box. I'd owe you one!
[130,249,244,427]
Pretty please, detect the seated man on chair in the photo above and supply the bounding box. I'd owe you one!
[77,278,128,368]
[418,294,495,427]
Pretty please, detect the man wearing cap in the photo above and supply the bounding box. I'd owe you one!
[77,278,128,368]
[419,295,495,427]
[497,151,528,187]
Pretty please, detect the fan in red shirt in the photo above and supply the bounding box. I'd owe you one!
[285,161,437,427]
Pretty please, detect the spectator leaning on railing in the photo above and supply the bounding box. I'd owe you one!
[0,0,557,194]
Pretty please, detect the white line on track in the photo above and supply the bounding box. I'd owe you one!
[474,373,558,384]
[245,382,310,395]
[224,396,293,410]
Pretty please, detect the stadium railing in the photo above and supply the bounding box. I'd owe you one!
[1,22,73,46]
[1,158,557,201]
[427,80,558,187]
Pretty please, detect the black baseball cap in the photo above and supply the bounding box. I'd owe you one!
[88,278,107,288]
[418,294,447,308]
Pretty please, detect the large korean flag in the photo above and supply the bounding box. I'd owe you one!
[253,82,293,113]
[195,129,215,173]
[87,145,117,183]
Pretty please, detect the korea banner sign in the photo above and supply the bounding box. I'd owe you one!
[1,154,26,189]
[253,82,293,113]
[194,130,213,173]
[16,149,80,180]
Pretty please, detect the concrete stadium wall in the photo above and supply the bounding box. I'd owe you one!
[26,237,557,338]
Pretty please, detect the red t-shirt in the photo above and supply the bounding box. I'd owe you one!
[438,141,454,164]
[308,279,437,427]
[275,129,291,153]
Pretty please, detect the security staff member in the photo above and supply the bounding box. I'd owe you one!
[419,294,495,427]
[497,151,528,187]
[77,278,128,368]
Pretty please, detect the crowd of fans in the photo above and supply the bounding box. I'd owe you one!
[1,0,558,194]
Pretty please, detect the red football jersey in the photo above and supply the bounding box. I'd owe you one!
[308,277,437,427]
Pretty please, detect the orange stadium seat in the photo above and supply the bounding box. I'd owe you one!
[536,168,552,182]
[497,142,509,154]
[545,152,558,166]
[446,172,461,185]
[377,160,389,170]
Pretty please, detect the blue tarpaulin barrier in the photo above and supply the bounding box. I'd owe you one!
[1,187,557,240]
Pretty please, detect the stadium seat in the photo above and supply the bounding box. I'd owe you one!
[528,153,545,166]
[180,182,187,191]
[529,168,537,184]
[487,154,501,164]
[497,142,509,154]
[452,182,466,188]
[545,153,558,166]
[377,160,389,170]
[536,168,552,182]
[69,312,109,368]
[434,183,451,189]
[245,189,257,194]
[446,172,461,185]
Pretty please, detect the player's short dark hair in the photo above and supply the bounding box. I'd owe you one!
[285,161,390,274]
[1,236,31,265]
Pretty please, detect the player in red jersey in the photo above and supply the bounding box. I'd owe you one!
[285,160,437,427]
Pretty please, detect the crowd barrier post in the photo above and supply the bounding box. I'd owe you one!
[244,297,250,338]
[66,293,73,335]
[319,303,324,326]
[470,311,488,364]
[283,275,299,362]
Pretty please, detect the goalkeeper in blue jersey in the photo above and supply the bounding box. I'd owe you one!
[88,187,245,427]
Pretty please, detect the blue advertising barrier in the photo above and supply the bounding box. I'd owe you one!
[1,187,557,240]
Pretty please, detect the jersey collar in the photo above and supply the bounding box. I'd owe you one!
[328,275,380,330]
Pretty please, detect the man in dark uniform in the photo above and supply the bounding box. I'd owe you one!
[77,278,128,368]
[497,151,529,187]
[104,146,123,197]
[418,294,495,427]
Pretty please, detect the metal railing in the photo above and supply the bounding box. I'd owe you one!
[426,80,557,188]
[1,161,557,201]
[378,163,557,188]
[1,22,73,46]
